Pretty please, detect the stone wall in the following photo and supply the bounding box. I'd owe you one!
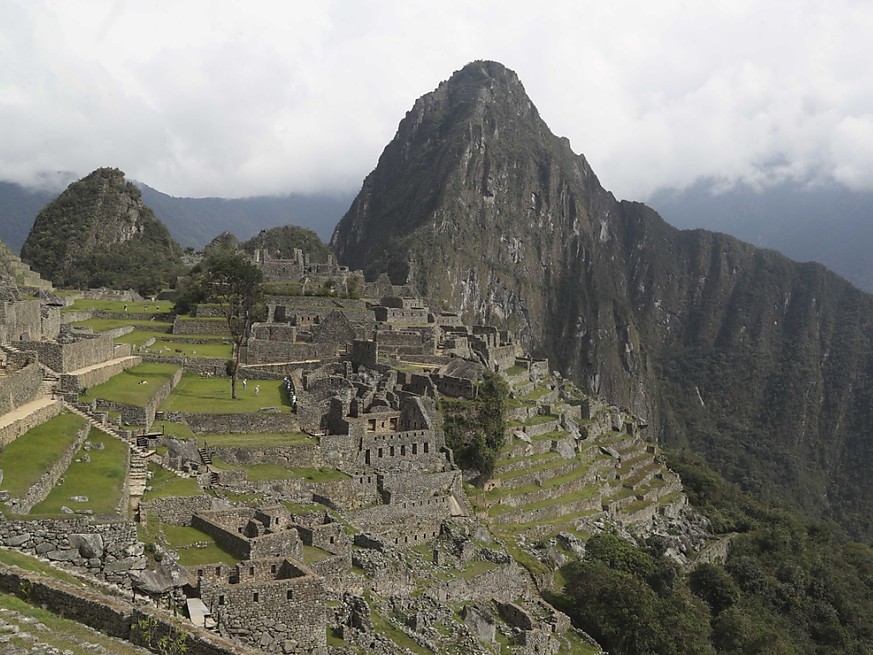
[173,317,229,336]
[18,334,116,372]
[190,513,303,561]
[425,560,531,604]
[199,565,326,653]
[141,354,228,378]
[0,299,42,343]
[246,339,336,364]
[0,517,145,586]
[349,339,378,368]
[166,412,300,434]
[0,361,42,416]
[60,355,142,392]
[138,495,219,526]
[0,565,263,655]
[207,443,323,468]
[432,374,478,400]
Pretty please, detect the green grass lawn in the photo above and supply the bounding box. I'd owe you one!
[80,362,180,406]
[140,514,238,566]
[141,339,232,359]
[0,413,87,499]
[142,463,203,500]
[30,430,127,516]
[114,330,229,348]
[303,544,333,563]
[62,299,174,314]
[70,318,173,333]
[158,373,291,413]
[195,432,314,447]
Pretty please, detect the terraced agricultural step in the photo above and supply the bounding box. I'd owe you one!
[488,487,604,525]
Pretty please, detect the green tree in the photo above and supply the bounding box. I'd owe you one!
[689,562,740,614]
[199,252,263,399]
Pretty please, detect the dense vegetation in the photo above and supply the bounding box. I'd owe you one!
[20,168,185,295]
[556,451,873,655]
[440,370,508,477]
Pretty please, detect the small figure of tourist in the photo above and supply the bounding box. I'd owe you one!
[255,384,260,396]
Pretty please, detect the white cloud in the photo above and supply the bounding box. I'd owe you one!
[1,0,872,199]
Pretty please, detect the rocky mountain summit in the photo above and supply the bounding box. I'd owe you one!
[20,168,185,295]
[332,60,873,540]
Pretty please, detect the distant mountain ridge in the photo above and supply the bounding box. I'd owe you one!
[648,180,873,293]
[136,184,353,248]
[0,180,352,253]
[332,60,873,540]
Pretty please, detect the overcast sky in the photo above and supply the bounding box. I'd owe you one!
[1,0,871,201]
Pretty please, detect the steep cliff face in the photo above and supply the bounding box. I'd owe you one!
[332,61,873,539]
[21,168,184,294]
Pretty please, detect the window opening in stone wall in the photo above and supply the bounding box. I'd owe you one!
[215,566,221,575]
[250,566,255,576]
[424,442,429,453]
[219,595,225,605]
[412,443,418,454]
[271,564,277,574]
[253,592,259,602]
[287,590,293,600]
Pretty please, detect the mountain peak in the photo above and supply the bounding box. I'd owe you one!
[20,167,185,294]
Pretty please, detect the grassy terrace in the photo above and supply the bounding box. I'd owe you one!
[70,318,173,333]
[114,330,228,348]
[142,463,203,501]
[0,594,154,655]
[495,450,560,469]
[486,460,596,501]
[80,362,180,406]
[140,339,232,358]
[63,299,174,314]
[158,373,291,413]
[196,432,315,447]
[505,414,558,428]
[0,413,87,499]
[486,484,599,518]
[0,548,88,588]
[139,514,238,567]
[30,429,127,516]
[212,459,349,483]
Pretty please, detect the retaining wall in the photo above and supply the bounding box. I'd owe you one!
[0,398,63,448]
[60,355,142,393]
[0,565,264,655]
[0,363,42,416]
